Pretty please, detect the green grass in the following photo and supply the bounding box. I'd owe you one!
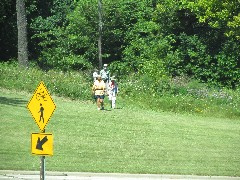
[1,62,240,119]
[0,88,240,176]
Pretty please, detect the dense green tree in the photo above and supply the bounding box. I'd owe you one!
[0,0,17,61]
[150,0,240,87]
[29,0,78,69]
[0,0,239,87]
[103,0,153,63]
[179,0,240,86]
[181,0,240,40]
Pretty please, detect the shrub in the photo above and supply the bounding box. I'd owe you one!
[119,74,240,118]
[0,62,92,101]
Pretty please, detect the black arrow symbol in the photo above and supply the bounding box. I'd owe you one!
[36,136,48,150]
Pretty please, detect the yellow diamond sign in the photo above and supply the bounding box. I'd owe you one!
[27,81,56,132]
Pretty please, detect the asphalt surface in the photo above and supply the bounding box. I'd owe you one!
[0,170,240,180]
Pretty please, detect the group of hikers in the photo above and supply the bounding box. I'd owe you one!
[92,64,118,110]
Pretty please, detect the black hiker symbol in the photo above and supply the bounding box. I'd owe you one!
[39,103,44,123]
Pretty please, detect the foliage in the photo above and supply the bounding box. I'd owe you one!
[120,74,240,119]
[28,0,92,70]
[0,62,92,100]
[166,33,212,80]
[0,0,17,60]
[152,0,240,87]
[181,0,240,39]
[152,0,182,35]
[227,13,240,39]
[102,0,154,63]
[0,0,240,87]
[122,20,173,85]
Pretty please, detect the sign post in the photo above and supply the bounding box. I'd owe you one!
[40,156,45,180]
[27,81,56,180]
[31,131,54,180]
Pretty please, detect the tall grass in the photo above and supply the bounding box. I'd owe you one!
[0,62,239,118]
[120,75,240,119]
[0,62,92,101]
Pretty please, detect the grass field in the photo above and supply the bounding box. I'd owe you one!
[0,88,240,177]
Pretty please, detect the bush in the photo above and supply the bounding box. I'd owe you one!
[0,62,92,101]
[119,74,240,118]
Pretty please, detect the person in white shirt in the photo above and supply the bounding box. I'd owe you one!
[92,68,98,82]
[108,76,118,109]
[100,64,110,91]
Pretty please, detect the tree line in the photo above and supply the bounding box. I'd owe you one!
[1,0,240,87]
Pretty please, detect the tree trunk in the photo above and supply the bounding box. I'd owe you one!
[98,0,102,70]
[16,0,28,67]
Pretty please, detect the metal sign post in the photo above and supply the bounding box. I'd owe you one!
[31,131,53,180]
[40,155,45,180]
[40,129,45,180]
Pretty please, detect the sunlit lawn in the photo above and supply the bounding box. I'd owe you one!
[0,88,240,177]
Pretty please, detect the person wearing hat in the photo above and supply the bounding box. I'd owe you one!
[108,76,118,109]
[92,75,106,110]
[92,68,99,82]
[100,64,110,92]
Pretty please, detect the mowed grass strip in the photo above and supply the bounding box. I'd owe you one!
[0,88,239,176]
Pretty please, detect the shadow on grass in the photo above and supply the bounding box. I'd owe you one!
[0,97,28,107]
[102,107,123,111]
[102,109,112,111]
[113,107,123,110]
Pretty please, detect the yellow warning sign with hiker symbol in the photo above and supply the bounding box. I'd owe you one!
[27,81,56,132]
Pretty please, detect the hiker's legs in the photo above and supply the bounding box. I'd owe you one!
[97,98,101,109]
[108,93,112,108]
[96,95,104,110]
[112,96,116,109]
[99,98,104,109]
